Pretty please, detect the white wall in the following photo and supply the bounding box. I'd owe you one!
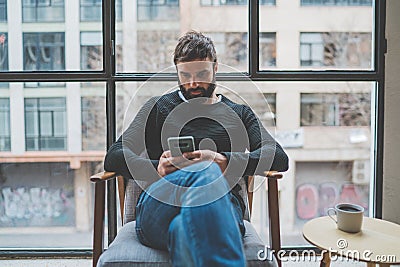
[383,0,400,223]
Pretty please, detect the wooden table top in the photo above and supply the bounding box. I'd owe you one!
[302,216,400,264]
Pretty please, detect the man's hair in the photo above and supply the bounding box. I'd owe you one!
[173,31,217,65]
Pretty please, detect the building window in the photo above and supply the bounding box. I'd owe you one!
[25,98,67,151]
[300,33,324,67]
[201,0,275,5]
[80,0,122,22]
[81,97,106,151]
[300,32,372,68]
[22,0,65,22]
[137,0,179,21]
[0,98,10,151]
[23,33,65,71]
[0,33,8,71]
[81,31,123,72]
[0,0,6,22]
[301,93,371,126]
[259,33,276,68]
[301,0,372,6]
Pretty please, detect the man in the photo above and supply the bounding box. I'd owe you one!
[104,31,288,267]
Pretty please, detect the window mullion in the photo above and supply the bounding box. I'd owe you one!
[248,0,259,77]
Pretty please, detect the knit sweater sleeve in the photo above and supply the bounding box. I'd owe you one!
[104,97,160,182]
[222,105,288,176]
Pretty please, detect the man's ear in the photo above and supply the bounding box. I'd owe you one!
[214,62,218,73]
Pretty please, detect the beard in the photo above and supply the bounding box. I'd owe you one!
[179,83,216,100]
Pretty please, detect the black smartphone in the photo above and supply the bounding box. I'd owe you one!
[167,136,195,157]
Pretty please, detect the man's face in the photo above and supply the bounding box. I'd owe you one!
[176,60,217,100]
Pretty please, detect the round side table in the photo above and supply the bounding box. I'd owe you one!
[303,216,400,267]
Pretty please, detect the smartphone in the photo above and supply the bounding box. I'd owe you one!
[167,136,195,157]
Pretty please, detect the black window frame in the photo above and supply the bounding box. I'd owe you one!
[0,0,386,256]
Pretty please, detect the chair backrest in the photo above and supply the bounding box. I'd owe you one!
[118,176,253,225]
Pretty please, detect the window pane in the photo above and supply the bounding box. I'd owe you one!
[118,1,248,73]
[254,81,373,246]
[259,1,374,70]
[22,0,65,22]
[1,82,106,248]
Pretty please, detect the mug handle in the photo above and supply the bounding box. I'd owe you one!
[327,208,337,223]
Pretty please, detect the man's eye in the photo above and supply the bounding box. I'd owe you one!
[182,73,191,79]
[197,71,209,78]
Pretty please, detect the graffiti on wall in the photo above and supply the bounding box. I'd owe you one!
[0,187,75,227]
[296,182,368,221]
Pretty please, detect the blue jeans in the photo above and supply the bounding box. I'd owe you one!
[135,161,246,267]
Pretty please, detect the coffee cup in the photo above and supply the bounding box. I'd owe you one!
[327,203,364,233]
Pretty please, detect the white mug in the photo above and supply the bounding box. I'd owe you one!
[327,203,364,233]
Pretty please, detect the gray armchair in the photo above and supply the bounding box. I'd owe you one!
[91,171,283,267]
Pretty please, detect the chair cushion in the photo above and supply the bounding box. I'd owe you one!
[97,220,277,267]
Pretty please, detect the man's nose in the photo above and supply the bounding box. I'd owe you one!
[189,75,199,87]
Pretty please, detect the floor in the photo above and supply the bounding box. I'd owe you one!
[0,258,368,267]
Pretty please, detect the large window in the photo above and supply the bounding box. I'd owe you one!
[301,0,372,6]
[22,0,65,22]
[23,33,65,71]
[80,0,122,22]
[0,98,10,151]
[0,0,384,255]
[25,98,67,151]
[137,0,179,21]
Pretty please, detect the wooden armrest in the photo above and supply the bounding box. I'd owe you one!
[90,171,117,182]
[264,171,283,179]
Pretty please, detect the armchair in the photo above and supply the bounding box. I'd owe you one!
[91,171,283,267]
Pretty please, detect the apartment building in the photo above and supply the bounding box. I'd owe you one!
[0,0,374,247]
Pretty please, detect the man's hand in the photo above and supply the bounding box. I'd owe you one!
[183,150,228,173]
[157,150,194,177]
[157,149,228,177]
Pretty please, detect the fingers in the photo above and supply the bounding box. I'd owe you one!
[161,150,172,158]
[184,150,216,161]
